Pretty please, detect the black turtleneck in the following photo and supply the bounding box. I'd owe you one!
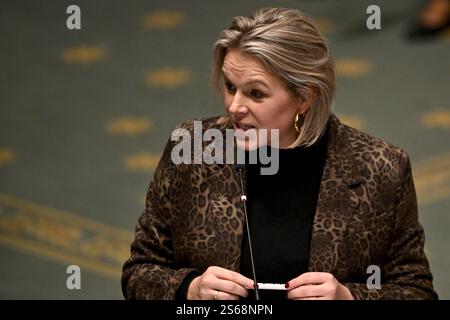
[240,127,329,300]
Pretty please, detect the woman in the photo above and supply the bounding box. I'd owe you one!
[121,7,437,300]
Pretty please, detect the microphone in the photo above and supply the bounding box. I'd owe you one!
[235,163,260,300]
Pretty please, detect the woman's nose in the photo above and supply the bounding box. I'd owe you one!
[228,93,248,115]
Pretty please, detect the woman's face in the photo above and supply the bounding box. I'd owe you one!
[222,49,310,150]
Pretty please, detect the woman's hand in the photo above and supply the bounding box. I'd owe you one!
[187,266,255,300]
[286,272,354,300]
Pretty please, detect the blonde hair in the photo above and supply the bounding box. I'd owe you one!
[212,7,335,148]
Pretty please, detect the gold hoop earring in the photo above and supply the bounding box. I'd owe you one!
[294,113,305,133]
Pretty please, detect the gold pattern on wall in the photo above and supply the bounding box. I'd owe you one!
[440,28,450,40]
[139,193,147,207]
[141,11,186,29]
[62,45,107,64]
[421,108,450,129]
[0,193,133,280]
[107,116,153,137]
[0,148,15,166]
[314,18,333,34]
[336,114,365,130]
[145,68,191,88]
[424,247,431,260]
[335,59,374,78]
[414,151,450,206]
[124,152,161,172]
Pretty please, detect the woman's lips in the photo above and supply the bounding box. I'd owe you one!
[235,122,256,131]
[234,123,257,141]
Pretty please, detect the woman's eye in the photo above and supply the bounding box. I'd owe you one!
[251,90,265,99]
[224,82,236,93]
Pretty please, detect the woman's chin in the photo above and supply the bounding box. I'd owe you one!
[234,128,270,150]
[235,137,271,151]
[235,138,260,151]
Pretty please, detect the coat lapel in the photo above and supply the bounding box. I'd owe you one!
[308,114,363,273]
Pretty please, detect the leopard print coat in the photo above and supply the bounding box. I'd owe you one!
[121,114,437,300]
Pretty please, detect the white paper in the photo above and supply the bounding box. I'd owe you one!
[257,283,287,290]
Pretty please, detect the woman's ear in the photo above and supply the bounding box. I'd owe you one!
[297,86,317,114]
[297,98,311,114]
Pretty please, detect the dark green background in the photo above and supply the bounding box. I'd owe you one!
[0,0,449,299]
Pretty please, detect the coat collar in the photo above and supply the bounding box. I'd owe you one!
[308,113,364,273]
[325,114,364,188]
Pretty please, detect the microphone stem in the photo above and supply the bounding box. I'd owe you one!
[238,167,260,300]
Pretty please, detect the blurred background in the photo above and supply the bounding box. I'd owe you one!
[0,0,449,299]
